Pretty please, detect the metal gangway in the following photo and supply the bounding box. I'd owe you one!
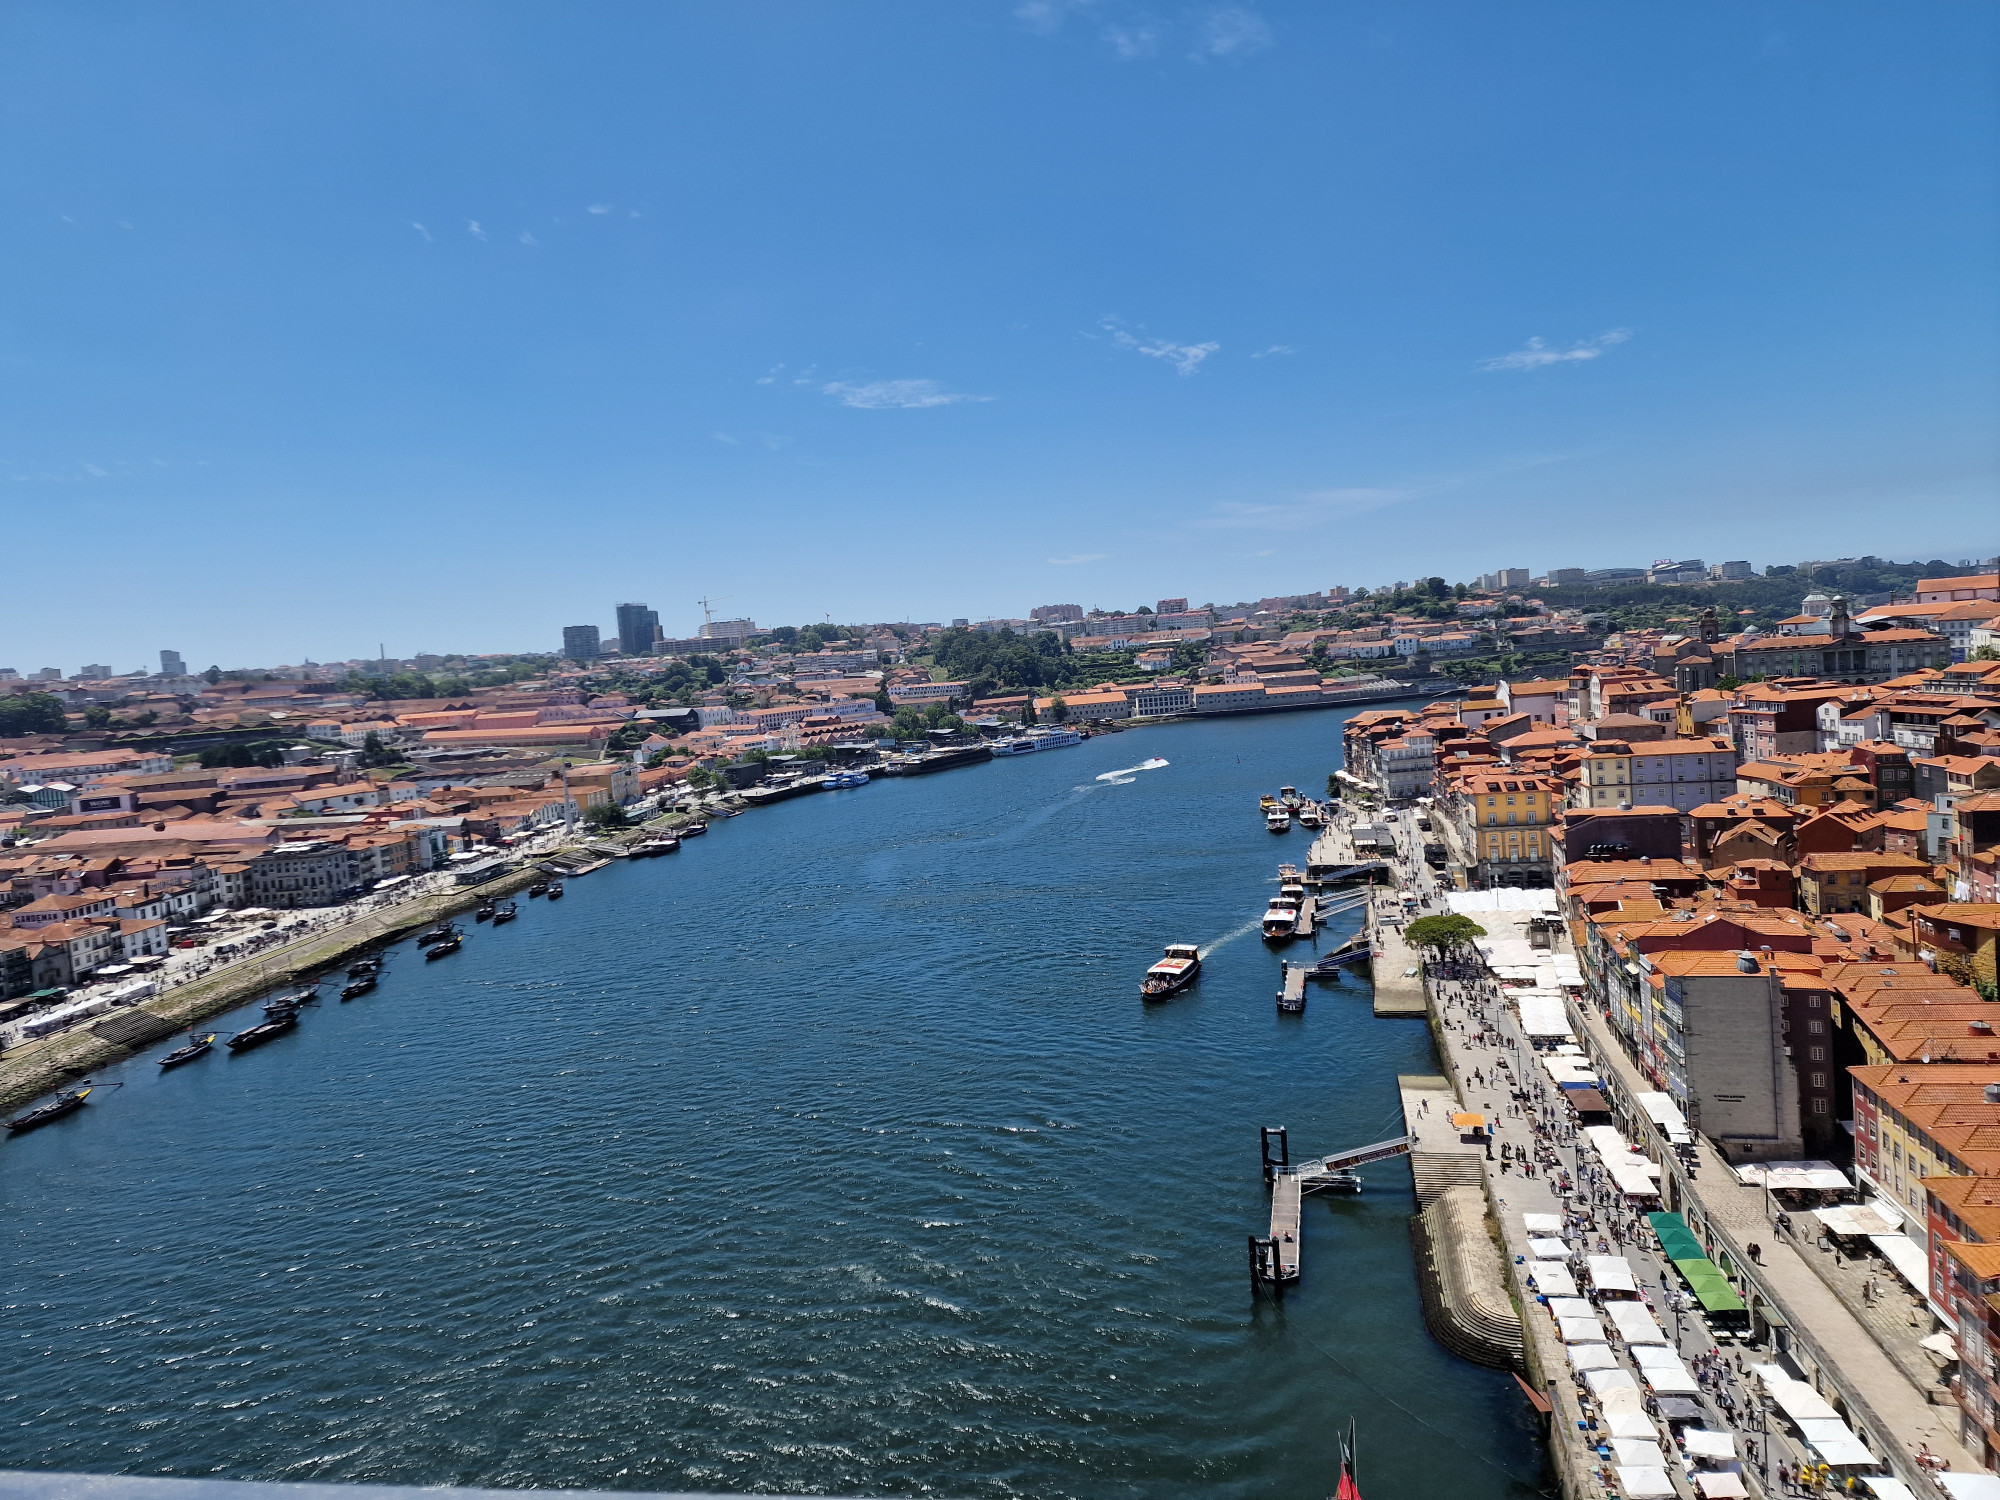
[1249,1127,1417,1294]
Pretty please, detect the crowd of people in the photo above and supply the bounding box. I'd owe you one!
[1346,801,1914,1498]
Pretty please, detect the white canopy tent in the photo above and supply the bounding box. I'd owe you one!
[1638,1359,1701,1395]
[1615,1466,1676,1498]
[1733,1161,1851,1191]
[1528,1237,1571,1259]
[1870,1233,1930,1295]
[1813,1204,1902,1236]
[1695,1474,1749,1499]
[1558,1315,1606,1344]
[1529,1261,1578,1297]
[1604,1410,1659,1441]
[1681,1429,1737,1460]
[1796,1418,1875,1466]
[1586,1255,1638,1294]
[1545,1298,1595,1321]
[1604,1299,1669,1345]
[1566,1342,1618,1371]
[1610,1438,1665,1467]
[1522,1213,1564,1234]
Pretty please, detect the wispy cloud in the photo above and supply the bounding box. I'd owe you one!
[1193,486,1423,530]
[1104,23,1158,58]
[518,230,538,246]
[411,222,433,241]
[587,203,612,215]
[1015,0,1088,34]
[1191,453,1576,531]
[465,219,487,242]
[1250,344,1294,359]
[1102,319,1220,376]
[712,432,740,445]
[821,379,991,410]
[1479,328,1631,373]
[1193,5,1271,58]
[80,462,108,478]
[1047,553,1105,566]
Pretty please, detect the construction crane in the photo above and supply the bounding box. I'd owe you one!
[697,595,731,630]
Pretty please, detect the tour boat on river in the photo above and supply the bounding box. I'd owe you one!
[1140,943,1202,1000]
[1262,898,1300,940]
[992,727,1085,756]
[1266,808,1291,833]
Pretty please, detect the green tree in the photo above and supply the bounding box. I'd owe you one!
[0,692,69,737]
[358,731,399,768]
[1403,914,1487,958]
[83,706,113,728]
[1048,695,1069,723]
[583,802,631,829]
[202,665,222,684]
[1974,645,2000,662]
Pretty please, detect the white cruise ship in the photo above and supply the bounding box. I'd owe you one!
[992,727,1085,756]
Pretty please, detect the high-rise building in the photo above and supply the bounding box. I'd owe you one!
[615,603,659,656]
[562,625,601,662]
[159,649,185,677]
[1029,603,1084,623]
[697,618,755,644]
[75,664,113,680]
[1156,597,1189,615]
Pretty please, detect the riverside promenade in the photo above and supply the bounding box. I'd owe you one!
[1336,798,1977,1494]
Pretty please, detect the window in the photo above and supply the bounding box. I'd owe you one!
[1813,1098,1830,1115]
[1809,1046,1825,1062]
[1811,1073,1828,1088]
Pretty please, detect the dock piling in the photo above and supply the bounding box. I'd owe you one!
[1260,1125,1289,1184]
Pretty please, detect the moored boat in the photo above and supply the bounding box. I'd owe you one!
[340,975,377,1000]
[424,934,463,959]
[527,878,550,897]
[1140,943,1203,999]
[158,1033,217,1068]
[227,1012,298,1051]
[348,957,382,979]
[475,902,497,922]
[680,822,708,838]
[6,1085,96,1132]
[263,986,318,1015]
[415,922,458,946]
[1266,809,1291,833]
[490,901,518,923]
[1279,786,1302,809]
[1262,898,1300,940]
[545,882,565,900]
[820,769,870,788]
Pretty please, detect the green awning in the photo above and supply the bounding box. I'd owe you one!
[1647,1211,1705,1261]
[1673,1258,1748,1313]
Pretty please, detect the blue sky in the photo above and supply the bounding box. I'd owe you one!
[3,2,1995,671]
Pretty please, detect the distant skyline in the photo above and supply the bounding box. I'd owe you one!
[3,2,1995,671]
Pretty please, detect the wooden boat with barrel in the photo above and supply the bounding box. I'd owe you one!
[158,1033,217,1068]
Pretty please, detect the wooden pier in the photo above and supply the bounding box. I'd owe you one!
[1277,963,1308,1011]
[1250,1126,1415,1293]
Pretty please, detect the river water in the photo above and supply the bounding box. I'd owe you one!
[0,709,1545,1499]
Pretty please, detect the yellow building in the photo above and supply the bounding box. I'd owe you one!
[1445,771,1559,887]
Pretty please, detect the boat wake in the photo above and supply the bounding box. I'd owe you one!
[1095,756,1170,785]
[1199,914,1265,959]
